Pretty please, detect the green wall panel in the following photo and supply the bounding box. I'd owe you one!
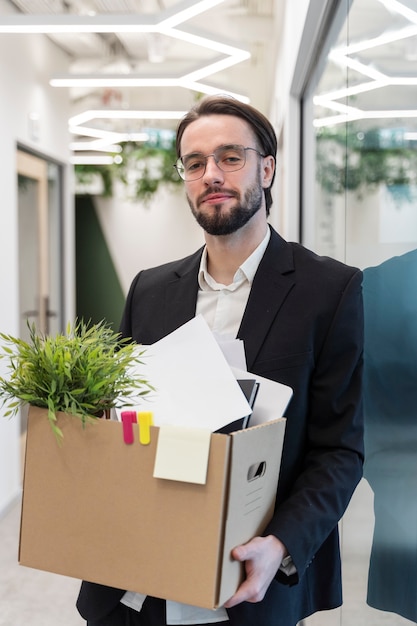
[76,195,125,331]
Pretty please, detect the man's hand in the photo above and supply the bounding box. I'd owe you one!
[223,535,287,608]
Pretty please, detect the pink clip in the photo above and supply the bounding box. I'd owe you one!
[121,410,137,444]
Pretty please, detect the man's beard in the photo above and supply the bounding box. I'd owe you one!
[186,178,264,236]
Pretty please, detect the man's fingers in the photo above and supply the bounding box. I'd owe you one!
[224,536,288,608]
[230,544,250,562]
[224,577,265,608]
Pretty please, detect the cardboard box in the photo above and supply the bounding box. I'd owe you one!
[19,406,286,609]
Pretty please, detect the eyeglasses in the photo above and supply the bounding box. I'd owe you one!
[173,144,265,181]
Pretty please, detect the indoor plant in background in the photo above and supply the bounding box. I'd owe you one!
[0,319,151,443]
[74,140,183,204]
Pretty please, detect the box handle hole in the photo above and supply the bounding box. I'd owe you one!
[247,461,266,482]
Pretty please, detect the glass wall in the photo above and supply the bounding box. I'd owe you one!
[302,0,417,624]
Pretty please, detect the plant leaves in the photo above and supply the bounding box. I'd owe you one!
[0,319,152,444]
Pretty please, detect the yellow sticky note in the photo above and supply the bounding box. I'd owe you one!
[153,425,212,484]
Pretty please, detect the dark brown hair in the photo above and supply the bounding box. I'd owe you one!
[175,95,277,214]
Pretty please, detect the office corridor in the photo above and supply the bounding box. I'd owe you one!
[0,499,83,626]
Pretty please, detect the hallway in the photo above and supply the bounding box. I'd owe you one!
[0,499,83,626]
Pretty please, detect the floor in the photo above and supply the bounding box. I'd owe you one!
[0,433,84,626]
[304,479,413,626]
[0,476,414,626]
[0,497,84,626]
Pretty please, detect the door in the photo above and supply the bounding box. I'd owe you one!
[17,149,63,435]
[17,149,62,338]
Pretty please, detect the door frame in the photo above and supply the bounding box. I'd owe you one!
[16,147,64,335]
[16,149,49,334]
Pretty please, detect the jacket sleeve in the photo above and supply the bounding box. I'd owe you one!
[263,269,364,584]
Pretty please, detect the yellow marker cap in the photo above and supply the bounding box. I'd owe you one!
[138,411,153,445]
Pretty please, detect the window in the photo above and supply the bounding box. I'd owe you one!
[302,1,417,625]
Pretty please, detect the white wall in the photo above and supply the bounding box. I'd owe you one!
[0,31,72,514]
[95,182,204,295]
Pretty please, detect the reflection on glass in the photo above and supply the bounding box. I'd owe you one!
[303,0,417,624]
[363,250,417,623]
[312,0,417,267]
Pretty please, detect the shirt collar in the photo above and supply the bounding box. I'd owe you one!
[198,227,270,291]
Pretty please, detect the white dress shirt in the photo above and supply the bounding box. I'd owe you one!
[121,230,271,624]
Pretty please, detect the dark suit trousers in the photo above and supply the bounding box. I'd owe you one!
[85,596,229,626]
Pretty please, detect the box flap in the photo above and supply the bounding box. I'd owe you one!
[217,418,286,606]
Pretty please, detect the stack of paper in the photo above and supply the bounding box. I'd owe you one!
[117,315,292,432]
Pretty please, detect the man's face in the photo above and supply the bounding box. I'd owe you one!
[179,115,272,236]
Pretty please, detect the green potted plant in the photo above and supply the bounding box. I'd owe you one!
[0,319,152,443]
[74,141,183,204]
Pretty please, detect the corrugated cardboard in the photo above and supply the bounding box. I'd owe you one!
[19,406,286,609]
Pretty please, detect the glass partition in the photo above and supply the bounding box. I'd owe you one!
[302,0,417,624]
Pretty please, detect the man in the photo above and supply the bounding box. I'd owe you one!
[77,95,364,626]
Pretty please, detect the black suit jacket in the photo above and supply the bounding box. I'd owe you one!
[77,227,364,626]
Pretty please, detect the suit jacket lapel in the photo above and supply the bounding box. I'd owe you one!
[238,229,295,371]
[161,231,295,371]
[164,248,203,335]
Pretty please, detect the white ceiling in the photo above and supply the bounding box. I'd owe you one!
[0,0,283,160]
[2,0,417,158]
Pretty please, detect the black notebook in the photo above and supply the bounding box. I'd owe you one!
[215,378,259,434]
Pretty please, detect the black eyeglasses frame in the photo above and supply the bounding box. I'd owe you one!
[173,144,265,181]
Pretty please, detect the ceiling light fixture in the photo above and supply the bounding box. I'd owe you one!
[69,126,123,141]
[49,30,250,99]
[163,26,247,56]
[314,109,417,128]
[69,109,186,127]
[68,89,248,138]
[15,1,250,102]
[70,132,151,151]
[1,0,251,156]
[158,0,225,29]
[332,24,417,57]
[329,52,388,81]
[69,141,123,152]
[180,80,250,102]
[0,1,226,33]
[4,1,251,117]
[314,80,388,103]
[313,98,361,115]
[314,1,417,128]
[315,74,417,107]
[70,155,117,165]
[376,0,417,24]
[51,76,179,88]
[51,73,250,102]
[181,53,250,83]
[0,14,154,34]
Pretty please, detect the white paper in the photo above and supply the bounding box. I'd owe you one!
[215,334,247,370]
[118,315,252,432]
[231,367,293,426]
